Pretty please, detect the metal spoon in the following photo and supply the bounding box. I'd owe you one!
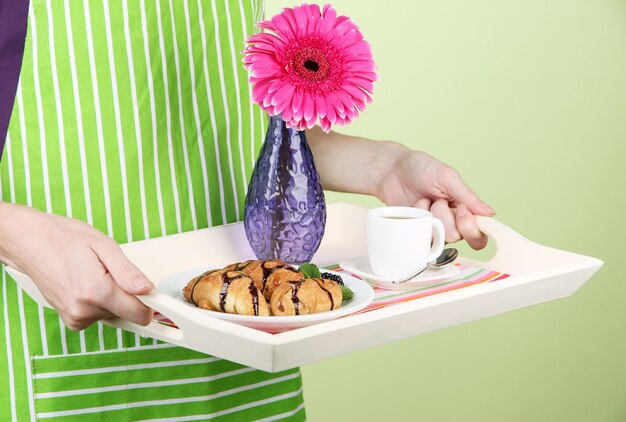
[393,248,459,284]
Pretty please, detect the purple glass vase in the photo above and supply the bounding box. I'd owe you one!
[244,114,326,264]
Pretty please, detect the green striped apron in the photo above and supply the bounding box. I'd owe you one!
[0,0,305,420]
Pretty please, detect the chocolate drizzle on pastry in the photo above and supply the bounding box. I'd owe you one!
[234,260,255,271]
[249,283,260,316]
[219,272,247,312]
[261,261,300,293]
[314,279,334,310]
[189,269,220,305]
[290,282,301,315]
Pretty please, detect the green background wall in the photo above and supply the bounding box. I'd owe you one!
[266,0,626,420]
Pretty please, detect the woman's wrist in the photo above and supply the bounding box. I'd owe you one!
[307,127,410,198]
[0,202,17,266]
[0,202,40,270]
[368,140,410,202]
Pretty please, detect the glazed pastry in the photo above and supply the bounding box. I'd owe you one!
[183,269,270,316]
[269,280,317,316]
[182,268,220,304]
[225,260,304,300]
[309,278,342,313]
[270,277,342,316]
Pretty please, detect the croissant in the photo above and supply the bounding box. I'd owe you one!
[225,260,304,300]
[182,268,221,303]
[182,269,269,316]
[270,278,342,316]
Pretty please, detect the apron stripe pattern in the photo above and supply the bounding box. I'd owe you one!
[0,0,305,420]
[30,346,301,421]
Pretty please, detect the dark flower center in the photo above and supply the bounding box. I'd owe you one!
[283,37,344,92]
[293,48,329,82]
[303,60,319,72]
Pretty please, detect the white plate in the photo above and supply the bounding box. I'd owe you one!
[158,267,374,333]
[338,256,461,291]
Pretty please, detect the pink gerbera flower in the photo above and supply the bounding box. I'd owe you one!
[243,3,377,132]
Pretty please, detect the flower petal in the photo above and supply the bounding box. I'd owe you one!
[292,92,305,121]
[342,84,369,103]
[292,91,305,113]
[351,71,378,82]
[337,90,356,112]
[251,66,282,79]
[314,95,327,119]
[271,82,295,106]
[252,79,272,102]
[319,117,331,132]
[325,99,337,123]
[346,77,374,93]
[303,95,315,122]
[322,4,337,29]
[267,78,285,94]
[292,5,307,36]
[346,60,377,72]
[326,93,345,117]
[305,114,317,129]
[281,99,294,122]
[271,13,296,41]
[302,4,319,35]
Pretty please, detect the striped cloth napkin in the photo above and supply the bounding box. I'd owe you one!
[327,264,510,315]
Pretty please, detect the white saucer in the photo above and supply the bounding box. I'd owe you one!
[338,256,461,291]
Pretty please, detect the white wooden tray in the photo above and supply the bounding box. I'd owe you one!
[6,203,603,372]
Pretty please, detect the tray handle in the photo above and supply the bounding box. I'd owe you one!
[102,293,184,342]
[473,216,594,274]
[4,266,271,348]
[6,266,183,343]
[476,216,534,248]
[5,268,185,342]
[472,216,538,272]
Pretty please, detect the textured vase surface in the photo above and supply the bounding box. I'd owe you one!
[244,114,326,264]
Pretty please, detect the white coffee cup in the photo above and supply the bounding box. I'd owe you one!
[367,207,446,279]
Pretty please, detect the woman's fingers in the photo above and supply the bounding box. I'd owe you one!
[77,236,154,327]
[60,299,114,331]
[65,272,152,329]
[64,314,110,332]
[65,238,153,329]
[92,236,155,295]
[100,273,153,326]
[413,198,432,210]
[428,199,488,250]
[430,199,461,243]
[65,288,152,331]
[455,204,488,250]
[82,243,154,326]
[440,168,495,216]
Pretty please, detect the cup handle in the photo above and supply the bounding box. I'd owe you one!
[428,217,446,262]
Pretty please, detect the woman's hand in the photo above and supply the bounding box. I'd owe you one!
[307,128,494,250]
[0,203,154,330]
[376,149,494,250]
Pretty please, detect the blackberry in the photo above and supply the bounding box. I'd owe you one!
[321,272,344,286]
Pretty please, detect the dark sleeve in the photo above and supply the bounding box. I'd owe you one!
[0,0,30,161]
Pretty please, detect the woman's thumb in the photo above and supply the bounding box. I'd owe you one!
[444,170,495,216]
[93,237,154,294]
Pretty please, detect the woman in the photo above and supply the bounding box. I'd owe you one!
[0,1,492,420]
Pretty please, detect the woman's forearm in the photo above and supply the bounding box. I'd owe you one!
[306,126,408,200]
[0,202,17,266]
[0,202,36,271]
